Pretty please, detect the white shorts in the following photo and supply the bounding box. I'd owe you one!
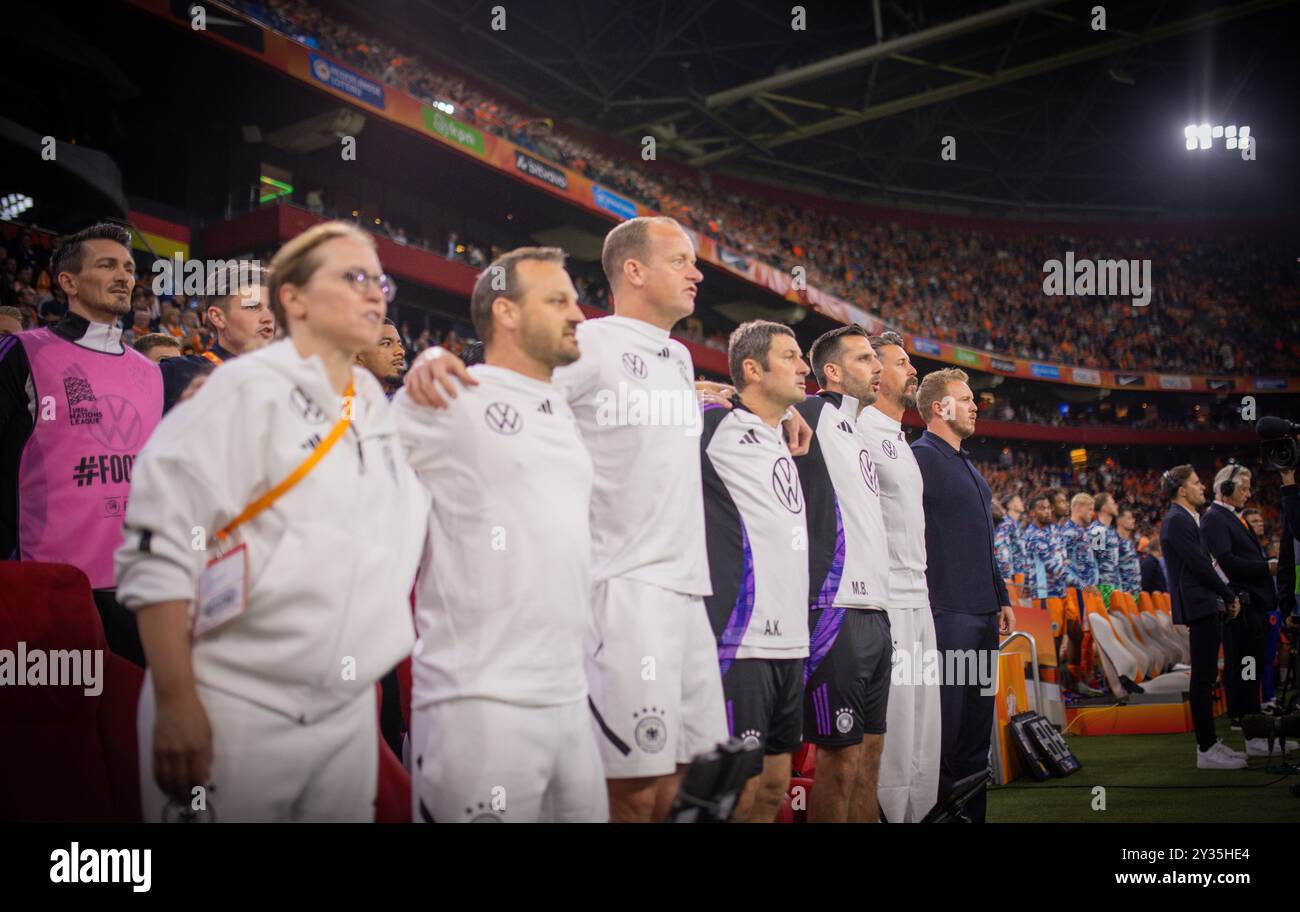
[410,698,607,823]
[585,576,728,779]
[877,605,942,823]
[137,674,377,823]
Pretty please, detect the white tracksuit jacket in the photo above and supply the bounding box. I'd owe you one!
[115,339,429,723]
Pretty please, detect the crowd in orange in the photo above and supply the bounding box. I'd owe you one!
[235,0,1299,378]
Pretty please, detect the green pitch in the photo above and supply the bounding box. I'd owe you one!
[988,717,1298,822]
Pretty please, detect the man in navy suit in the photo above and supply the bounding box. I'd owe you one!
[1157,465,1247,769]
[1200,465,1274,739]
[911,368,1013,822]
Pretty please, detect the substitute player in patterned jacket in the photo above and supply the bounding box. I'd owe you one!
[793,325,892,823]
[994,495,1028,582]
[701,320,811,823]
[1088,492,1122,589]
[395,248,606,823]
[1024,493,1068,600]
[1060,493,1099,590]
[1116,506,1142,595]
[859,331,941,823]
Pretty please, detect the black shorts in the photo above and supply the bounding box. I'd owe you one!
[722,657,803,776]
[803,607,892,746]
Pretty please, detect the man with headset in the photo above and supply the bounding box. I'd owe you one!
[1158,465,1247,769]
[1201,463,1295,754]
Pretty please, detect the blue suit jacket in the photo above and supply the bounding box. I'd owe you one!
[1158,504,1233,625]
[911,430,1009,615]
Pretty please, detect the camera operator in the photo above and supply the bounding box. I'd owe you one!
[1201,465,1273,743]
[1258,419,1300,636]
[1157,466,1247,769]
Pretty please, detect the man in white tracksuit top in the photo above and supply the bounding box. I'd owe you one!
[395,247,607,823]
[857,331,941,823]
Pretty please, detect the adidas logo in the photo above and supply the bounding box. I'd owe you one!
[739,429,760,445]
[838,420,853,433]
[537,400,553,414]
[657,347,671,359]
[301,433,323,450]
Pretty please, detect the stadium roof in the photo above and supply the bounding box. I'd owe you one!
[341,0,1300,219]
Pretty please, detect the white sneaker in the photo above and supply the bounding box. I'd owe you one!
[1245,737,1298,757]
[1216,741,1248,760]
[1198,741,1248,769]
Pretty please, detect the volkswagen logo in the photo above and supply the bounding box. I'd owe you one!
[88,395,145,452]
[771,457,803,513]
[621,352,648,380]
[881,439,898,460]
[859,449,879,494]
[484,402,522,435]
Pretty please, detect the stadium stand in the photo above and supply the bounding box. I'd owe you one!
[225,0,1300,377]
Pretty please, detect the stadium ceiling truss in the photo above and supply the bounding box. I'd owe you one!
[394,0,1294,213]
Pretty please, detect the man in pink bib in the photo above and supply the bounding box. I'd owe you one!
[0,223,162,664]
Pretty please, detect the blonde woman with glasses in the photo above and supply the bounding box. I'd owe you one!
[117,222,429,822]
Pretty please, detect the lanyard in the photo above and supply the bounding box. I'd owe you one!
[213,381,354,545]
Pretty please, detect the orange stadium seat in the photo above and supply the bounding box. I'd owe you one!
[1082,591,1142,685]
[1146,592,1190,664]
[1130,593,1183,669]
[1045,597,1065,638]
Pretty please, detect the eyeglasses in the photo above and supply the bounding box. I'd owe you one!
[340,269,397,303]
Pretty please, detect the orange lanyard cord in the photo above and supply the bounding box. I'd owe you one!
[214,381,354,543]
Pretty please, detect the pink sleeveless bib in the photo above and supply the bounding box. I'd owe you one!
[16,328,162,588]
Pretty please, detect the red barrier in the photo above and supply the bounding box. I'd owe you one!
[0,563,143,822]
